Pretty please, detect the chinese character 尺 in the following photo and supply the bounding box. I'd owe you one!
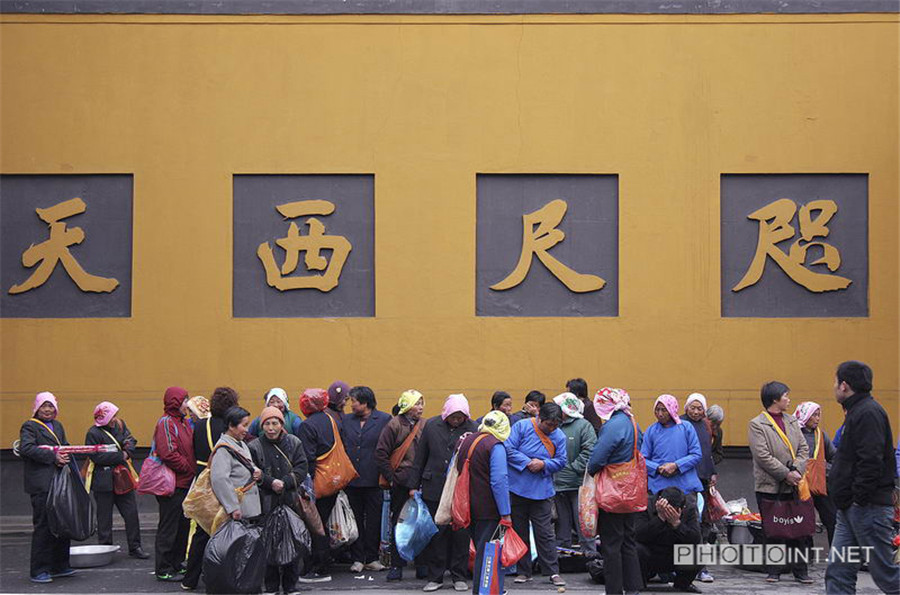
[491,199,605,293]
[257,199,352,292]
[8,197,119,295]
[733,198,851,293]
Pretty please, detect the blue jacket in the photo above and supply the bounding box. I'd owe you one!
[505,418,567,500]
[489,443,511,516]
[641,421,703,494]
[343,409,392,487]
[588,410,642,475]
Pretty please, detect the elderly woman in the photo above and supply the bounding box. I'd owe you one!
[552,392,597,555]
[210,406,262,523]
[84,401,147,559]
[20,392,75,584]
[794,401,837,546]
[748,381,811,584]
[706,405,725,465]
[475,391,514,424]
[460,411,512,595]
[249,405,308,594]
[588,388,644,595]
[640,395,703,497]
[682,393,717,583]
[248,388,303,439]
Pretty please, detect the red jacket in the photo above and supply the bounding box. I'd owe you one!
[152,386,195,489]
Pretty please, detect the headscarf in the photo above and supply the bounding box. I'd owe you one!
[299,388,329,417]
[441,393,470,421]
[328,381,350,409]
[265,388,290,410]
[398,389,423,416]
[186,396,210,420]
[260,406,285,427]
[93,401,119,427]
[32,391,58,416]
[479,410,511,441]
[793,401,821,428]
[706,404,724,423]
[684,392,708,413]
[654,394,681,425]
[593,387,632,421]
[553,392,584,419]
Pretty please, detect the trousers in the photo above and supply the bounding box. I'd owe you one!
[95,489,142,552]
[30,492,71,578]
[510,493,558,576]
[154,488,190,576]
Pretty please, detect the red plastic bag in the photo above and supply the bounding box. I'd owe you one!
[595,418,648,514]
[451,435,488,530]
[578,468,598,538]
[707,486,730,522]
[500,525,527,567]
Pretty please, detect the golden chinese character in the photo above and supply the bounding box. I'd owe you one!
[8,197,119,295]
[490,199,605,293]
[257,199,352,292]
[733,198,851,293]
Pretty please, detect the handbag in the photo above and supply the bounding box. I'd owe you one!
[379,421,423,489]
[183,444,257,535]
[102,429,140,495]
[313,411,359,498]
[434,450,460,526]
[451,434,489,530]
[595,417,648,513]
[578,467,598,538]
[477,524,506,595]
[295,482,325,536]
[804,428,827,496]
[759,489,816,540]
[138,416,179,497]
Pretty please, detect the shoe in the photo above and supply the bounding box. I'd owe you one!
[50,568,76,578]
[129,547,151,560]
[298,572,332,583]
[697,569,714,583]
[674,584,702,594]
[365,561,386,571]
[423,581,443,592]
[793,574,814,585]
[387,567,403,581]
[453,580,468,591]
[514,575,533,583]
[180,584,196,591]
[30,573,53,584]
[550,575,566,587]
[350,561,365,573]
[157,572,184,582]
[765,573,780,583]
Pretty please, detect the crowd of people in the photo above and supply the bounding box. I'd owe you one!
[18,360,900,594]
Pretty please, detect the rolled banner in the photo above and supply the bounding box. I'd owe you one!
[38,444,118,454]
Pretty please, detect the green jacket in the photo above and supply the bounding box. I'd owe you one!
[553,417,597,492]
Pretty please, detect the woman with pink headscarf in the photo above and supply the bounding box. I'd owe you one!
[794,401,837,546]
[19,392,75,583]
[84,401,147,559]
[640,395,703,496]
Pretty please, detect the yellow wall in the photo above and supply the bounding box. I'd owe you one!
[1,13,897,447]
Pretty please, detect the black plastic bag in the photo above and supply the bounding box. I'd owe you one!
[262,504,311,566]
[587,557,606,584]
[47,464,96,541]
[203,519,269,594]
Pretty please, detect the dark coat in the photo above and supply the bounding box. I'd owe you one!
[636,493,702,547]
[249,431,309,514]
[828,392,897,509]
[85,421,137,493]
[685,418,716,481]
[375,414,423,488]
[408,414,477,502]
[343,409,392,488]
[19,418,69,494]
[298,409,343,479]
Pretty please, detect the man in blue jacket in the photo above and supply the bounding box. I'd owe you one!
[505,402,568,587]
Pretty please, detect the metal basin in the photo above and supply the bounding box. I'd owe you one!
[69,544,120,568]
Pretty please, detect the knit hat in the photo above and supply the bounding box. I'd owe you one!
[93,401,119,427]
[398,389,423,415]
[32,391,58,416]
[684,392,708,413]
[441,393,470,421]
[328,381,350,409]
[553,392,584,419]
[260,406,285,427]
[479,410,511,441]
[265,388,290,410]
[655,394,681,424]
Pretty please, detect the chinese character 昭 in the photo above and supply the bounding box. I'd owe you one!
[257,199,352,292]
[490,199,605,293]
[8,197,119,295]
[733,198,851,293]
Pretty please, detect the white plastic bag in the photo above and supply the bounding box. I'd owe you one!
[434,451,459,526]
[328,491,359,549]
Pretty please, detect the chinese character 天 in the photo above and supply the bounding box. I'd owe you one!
[733,198,851,293]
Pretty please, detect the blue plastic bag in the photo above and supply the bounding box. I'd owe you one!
[395,492,439,562]
[477,537,504,595]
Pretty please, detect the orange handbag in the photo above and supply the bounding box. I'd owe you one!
[313,411,359,498]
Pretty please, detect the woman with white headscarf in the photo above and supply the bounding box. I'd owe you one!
[552,392,597,555]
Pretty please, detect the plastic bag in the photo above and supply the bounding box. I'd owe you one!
[182,469,222,535]
[500,524,527,567]
[203,519,268,594]
[595,419,648,513]
[137,452,175,496]
[578,468,598,539]
[725,497,749,515]
[395,492,439,562]
[707,486,730,521]
[328,491,359,549]
[47,464,96,541]
[262,504,311,566]
[434,451,459,525]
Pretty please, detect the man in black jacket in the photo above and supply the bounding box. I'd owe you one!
[824,361,899,595]
[635,487,702,594]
